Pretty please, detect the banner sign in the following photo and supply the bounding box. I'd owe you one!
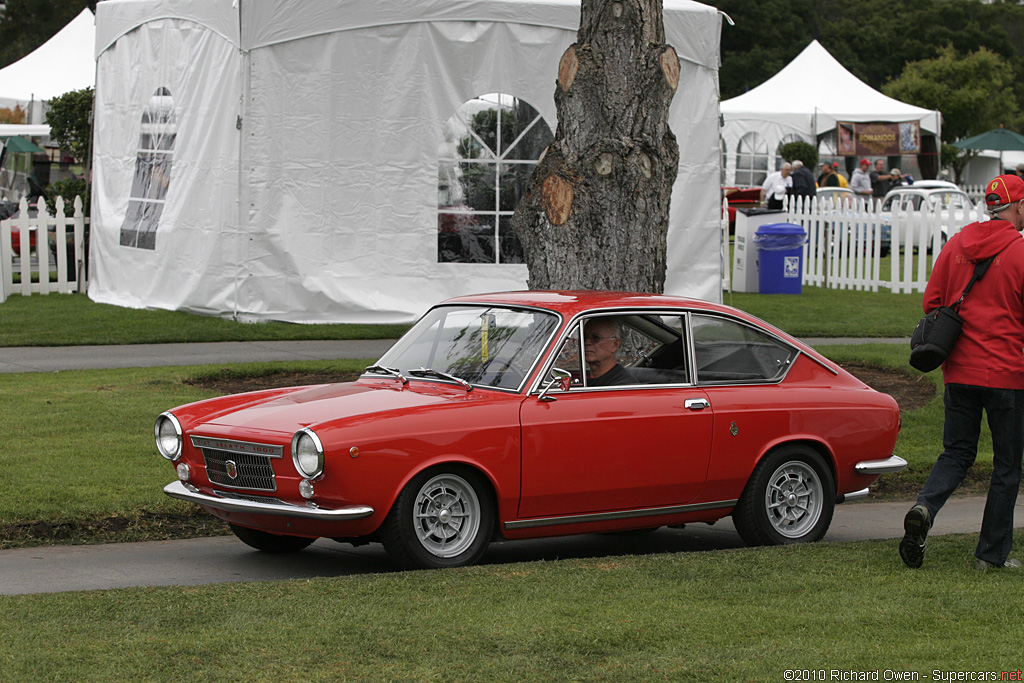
[837,121,920,156]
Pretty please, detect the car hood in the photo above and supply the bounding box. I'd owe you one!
[190,380,491,436]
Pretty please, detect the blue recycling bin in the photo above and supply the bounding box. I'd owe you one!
[754,223,807,295]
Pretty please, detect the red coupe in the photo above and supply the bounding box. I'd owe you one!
[157,291,905,569]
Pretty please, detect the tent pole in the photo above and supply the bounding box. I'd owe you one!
[233,0,246,322]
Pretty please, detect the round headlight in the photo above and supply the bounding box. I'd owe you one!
[292,428,324,479]
[155,412,183,461]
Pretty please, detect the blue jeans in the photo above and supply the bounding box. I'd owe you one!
[916,384,1024,565]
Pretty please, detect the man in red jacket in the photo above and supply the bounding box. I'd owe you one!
[900,174,1024,570]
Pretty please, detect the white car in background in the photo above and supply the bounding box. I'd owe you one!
[815,186,855,206]
[879,185,984,254]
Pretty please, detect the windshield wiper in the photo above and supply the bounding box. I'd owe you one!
[407,368,473,391]
[364,364,408,384]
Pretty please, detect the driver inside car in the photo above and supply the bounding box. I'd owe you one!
[583,318,635,387]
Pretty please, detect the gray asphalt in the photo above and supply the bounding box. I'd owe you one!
[1,335,1014,596]
[0,338,912,373]
[0,339,399,373]
[4,495,1021,595]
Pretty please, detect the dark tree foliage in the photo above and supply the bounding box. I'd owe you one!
[779,141,817,169]
[718,0,1024,102]
[0,0,97,69]
[44,86,93,160]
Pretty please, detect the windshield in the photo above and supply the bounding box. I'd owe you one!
[370,305,560,390]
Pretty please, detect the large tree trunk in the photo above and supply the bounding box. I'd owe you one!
[512,0,680,292]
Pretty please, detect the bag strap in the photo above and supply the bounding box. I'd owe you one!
[953,254,999,310]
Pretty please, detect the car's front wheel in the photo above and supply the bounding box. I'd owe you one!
[380,466,494,569]
[229,523,316,553]
[733,446,835,546]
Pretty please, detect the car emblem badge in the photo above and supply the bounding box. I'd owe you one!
[730,422,739,437]
[225,460,238,479]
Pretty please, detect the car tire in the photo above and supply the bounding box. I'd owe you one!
[229,523,316,553]
[732,445,835,546]
[380,466,494,570]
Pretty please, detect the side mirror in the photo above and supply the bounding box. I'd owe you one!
[538,368,572,402]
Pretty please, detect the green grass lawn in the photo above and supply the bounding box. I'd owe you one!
[0,360,370,536]
[0,294,409,347]
[2,532,1021,681]
[727,286,924,338]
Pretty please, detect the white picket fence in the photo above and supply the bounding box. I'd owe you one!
[725,193,986,294]
[0,196,89,302]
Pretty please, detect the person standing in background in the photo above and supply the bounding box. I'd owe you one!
[760,162,792,210]
[850,158,872,197]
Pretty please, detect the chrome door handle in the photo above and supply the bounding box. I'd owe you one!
[684,398,710,411]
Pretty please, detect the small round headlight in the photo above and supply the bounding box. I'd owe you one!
[155,412,183,461]
[292,428,324,479]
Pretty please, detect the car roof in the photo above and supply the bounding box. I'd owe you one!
[441,290,770,326]
[884,186,970,200]
[904,180,958,189]
[437,290,837,370]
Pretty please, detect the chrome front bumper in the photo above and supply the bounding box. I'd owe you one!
[854,455,908,475]
[163,481,375,521]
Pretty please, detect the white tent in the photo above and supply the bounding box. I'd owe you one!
[0,8,96,119]
[720,40,941,186]
[90,0,723,324]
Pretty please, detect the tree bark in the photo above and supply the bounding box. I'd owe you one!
[511,0,679,292]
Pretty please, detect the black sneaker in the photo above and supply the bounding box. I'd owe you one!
[899,504,931,569]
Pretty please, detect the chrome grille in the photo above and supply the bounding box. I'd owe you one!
[214,490,286,505]
[202,449,277,492]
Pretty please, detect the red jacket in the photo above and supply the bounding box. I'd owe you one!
[924,218,1024,389]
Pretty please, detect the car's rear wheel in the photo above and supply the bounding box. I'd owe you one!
[380,466,494,569]
[733,446,834,546]
[229,523,316,553]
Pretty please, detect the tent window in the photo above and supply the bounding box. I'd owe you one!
[735,132,768,187]
[774,134,809,172]
[438,93,553,264]
[120,87,176,250]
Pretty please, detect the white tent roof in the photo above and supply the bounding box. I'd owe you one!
[720,40,941,185]
[93,0,721,69]
[722,40,940,136]
[0,8,96,103]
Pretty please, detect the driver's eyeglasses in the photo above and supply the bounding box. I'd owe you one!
[583,334,617,344]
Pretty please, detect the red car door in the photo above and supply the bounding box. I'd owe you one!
[518,386,714,519]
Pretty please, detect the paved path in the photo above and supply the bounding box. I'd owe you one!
[3,494,1021,595]
[0,339,399,373]
[0,337,907,373]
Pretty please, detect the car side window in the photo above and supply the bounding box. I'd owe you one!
[691,314,797,384]
[545,314,691,390]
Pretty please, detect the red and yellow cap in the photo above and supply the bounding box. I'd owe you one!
[986,174,1024,208]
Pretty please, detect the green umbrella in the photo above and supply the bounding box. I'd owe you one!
[1,136,46,154]
[953,128,1024,151]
